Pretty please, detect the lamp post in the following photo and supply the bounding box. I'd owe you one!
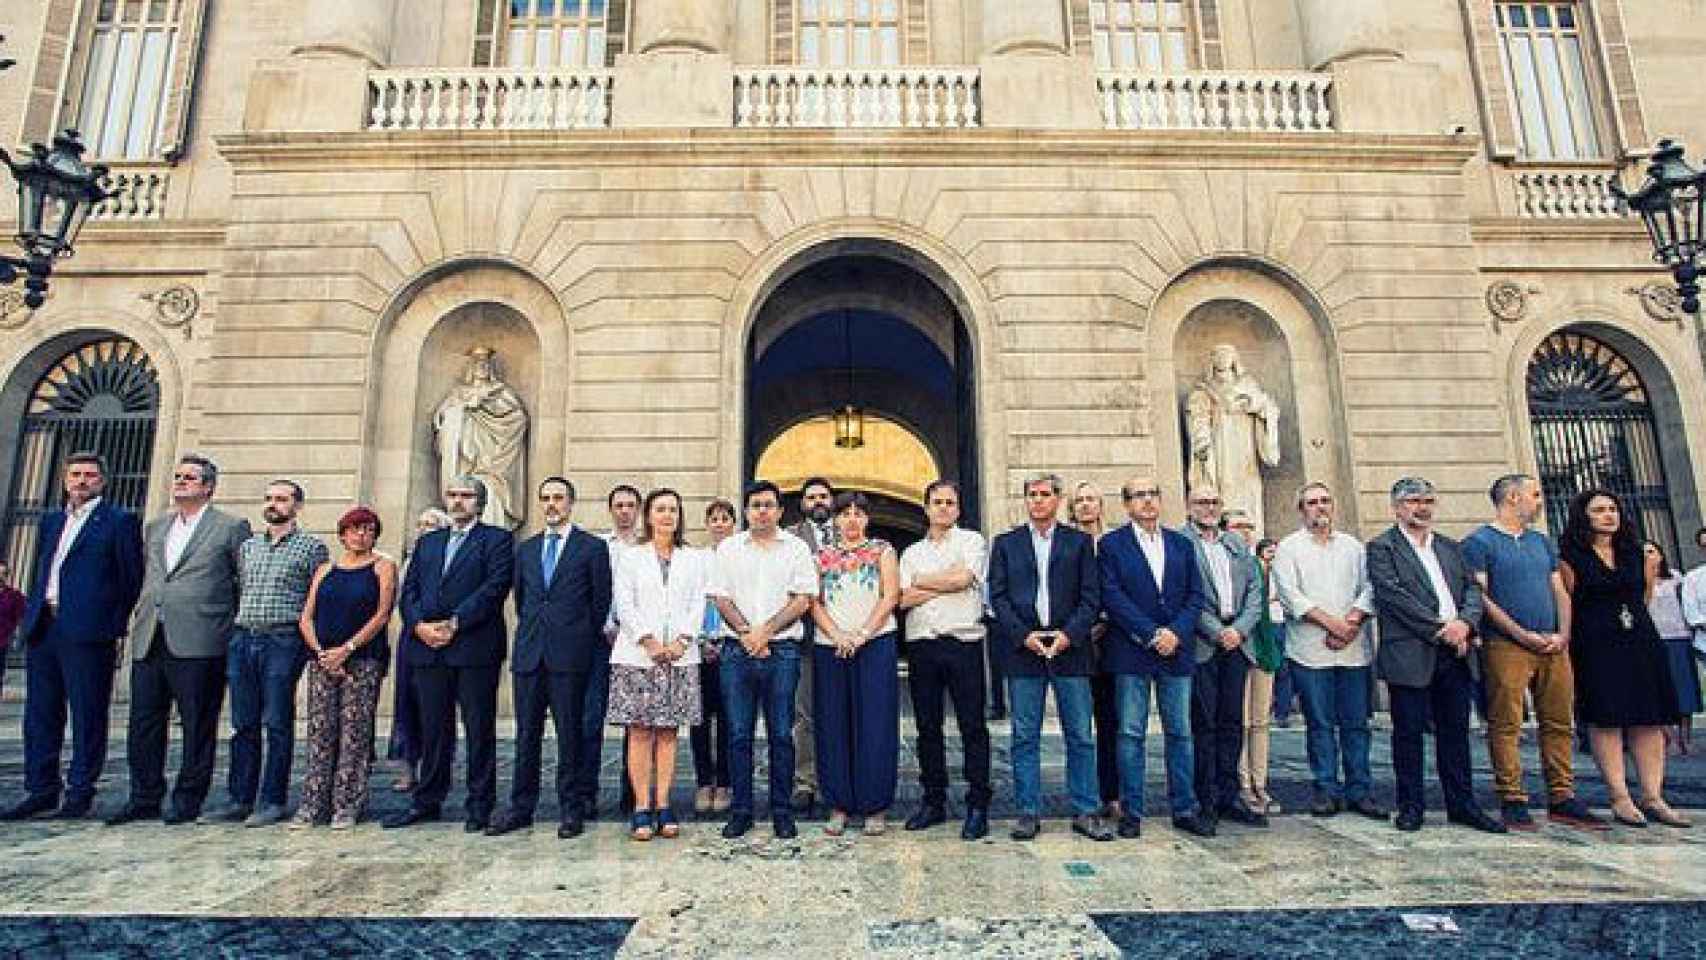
[1,130,113,309]
[1614,139,1706,380]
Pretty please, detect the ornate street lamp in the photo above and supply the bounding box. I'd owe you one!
[1613,139,1706,315]
[1,130,113,309]
[833,312,864,449]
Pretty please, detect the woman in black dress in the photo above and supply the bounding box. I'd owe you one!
[1558,489,1690,828]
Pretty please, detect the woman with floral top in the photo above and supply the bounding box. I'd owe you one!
[811,491,901,836]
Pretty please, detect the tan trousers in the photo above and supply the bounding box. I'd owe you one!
[1485,638,1576,804]
[1238,667,1275,804]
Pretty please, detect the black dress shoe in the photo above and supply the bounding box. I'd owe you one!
[162,807,200,825]
[383,805,440,829]
[1117,815,1142,839]
[1172,814,1217,838]
[905,805,947,832]
[960,808,989,841]
[1219,801,1269,828]
[1310,792,1341,817]
[1446,807,1509,835]
[1395,807,1424,832]
[1071,815,1114,841]
[51,800,93,821]
[0,794,60,821]
[772,814,798,839]
[104,803,162,826]
[464,810,492,834]
[484,810,532,836]
[557,818,585,839]
[1010,815,1040,841]
[1347,798,1389,821]
[722,814,754,838]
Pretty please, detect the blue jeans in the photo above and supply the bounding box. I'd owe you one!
[1008,674,1098,816]
[721,639,802,818]
[1291,662,1373,802]
[226,627,307,807]
[1115,673,1198,819]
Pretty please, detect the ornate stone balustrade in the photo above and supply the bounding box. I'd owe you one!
[1097,72,1334,132]
[366,69,613,131]
[734,68,980,129]
[1509,168,1622,219]
[89,163,172,221]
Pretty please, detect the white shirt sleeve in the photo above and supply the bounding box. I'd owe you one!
[963,530,988,590]
[708,539,734,599]
[788,538,820,597]
[1272,539,1316,621]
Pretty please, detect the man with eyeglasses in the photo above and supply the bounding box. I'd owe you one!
[1180,485,1267,829]
[1270,482,1388,820]
[1366,477,1504,834]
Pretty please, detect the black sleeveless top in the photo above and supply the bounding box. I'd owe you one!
[311,562,387,662]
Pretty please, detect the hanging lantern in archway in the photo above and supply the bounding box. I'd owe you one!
[834,403,865,449]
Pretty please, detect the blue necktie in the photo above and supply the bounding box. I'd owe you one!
[442,531,466,574]
[543,533,561,584]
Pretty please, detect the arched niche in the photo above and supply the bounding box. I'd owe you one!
[364,261,569,558]
[1148,260,1352,536]
[1505,314,1706,563]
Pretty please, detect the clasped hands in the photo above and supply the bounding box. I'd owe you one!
[1320,609,1366,650]
[414,618,456,649]
[315,642,355,678]
[826,625,870,659]
[640,633,693,664]
[1025,629,1071,659]
[1435,618,1477,658]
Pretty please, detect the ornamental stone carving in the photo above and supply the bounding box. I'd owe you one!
[1627,282,1683,324]
[141,284,201,338]
[1484,280,1533,323]
[0,289,30,330]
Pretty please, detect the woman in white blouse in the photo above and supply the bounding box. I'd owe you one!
[610,489,712,840]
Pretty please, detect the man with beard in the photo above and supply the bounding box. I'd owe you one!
[207,479,329,827]
[788,477,836,813]
[387,476,516,831]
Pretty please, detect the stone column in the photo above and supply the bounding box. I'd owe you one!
[613,0,736,127]
[244,0,394,132]
[978,0,1100,128]
[1294,0,1444,134]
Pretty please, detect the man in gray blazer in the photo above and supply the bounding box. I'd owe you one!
[1366,476,1504,835]
[107,454,252,826]
[1182,485,1267,828]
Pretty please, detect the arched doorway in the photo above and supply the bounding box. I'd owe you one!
[1526,329,1679,555]
[743,245,980,547]
[1,336,160,624]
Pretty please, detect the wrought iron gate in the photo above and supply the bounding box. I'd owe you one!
[2,339,160,621]
[1526,329,1678,556]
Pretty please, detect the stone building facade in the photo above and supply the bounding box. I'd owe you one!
[3,0,1706,582]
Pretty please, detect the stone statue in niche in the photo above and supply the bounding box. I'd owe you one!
[434,346,528,530]
[1185,344,1282,535]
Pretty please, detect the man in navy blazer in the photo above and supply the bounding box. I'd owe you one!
[2,452,144,820]
[987,473,1110,842]
[385,475,515,832]
[487,476,611,839]
[1099,477,1214,839]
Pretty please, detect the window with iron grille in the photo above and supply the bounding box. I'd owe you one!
[1493,2,1605,159]
[798,0,903,66]
[1089,0,1193,71]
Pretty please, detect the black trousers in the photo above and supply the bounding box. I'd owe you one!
[1090,671,1120,804]
[412,664,500,814]
[510,667,589,818]
[984,620,1007,712]
[1390,654,1476,816]
[1191,646,1250,814]
[691,659,730,788]
[907,638,993,810]
[127,634,225,816]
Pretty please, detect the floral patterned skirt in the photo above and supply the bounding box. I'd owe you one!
[607,663,702,727]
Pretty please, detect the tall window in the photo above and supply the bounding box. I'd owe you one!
[474,0,610,68]
[1090,0,1192,71]
[74,0,186,159]
[798,0,902,67]
[1494,2,1604,159]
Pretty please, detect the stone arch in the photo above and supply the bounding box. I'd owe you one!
[1147,257,1353,535]
[0,313,187,523]
[722,219,1005,530]
[1504,309,1706,561]
[363,259,571,556]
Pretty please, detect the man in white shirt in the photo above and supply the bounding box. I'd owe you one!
[710,480,819,840]
[1271,481,1386,820]
[897,480,991,840]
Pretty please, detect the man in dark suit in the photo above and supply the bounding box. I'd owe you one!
[988,473,1109,842]
[786,476,835,812]
[487,476,611,839]
[1367,476,1505,834]
[1100,477,1214,839]
[386,475,515,832]
[108,453,252,826]
[1,452,144,820]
